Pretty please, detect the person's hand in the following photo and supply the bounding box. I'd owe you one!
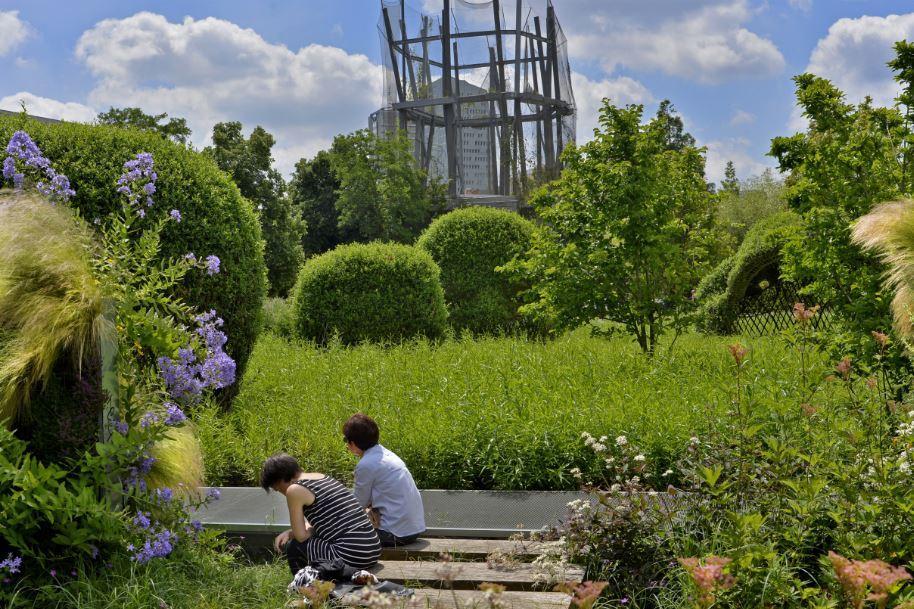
[366,506,380,529]
[273,529,293,553]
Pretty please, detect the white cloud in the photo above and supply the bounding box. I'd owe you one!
[0,92,96,123]
[703,137,775,185]
[729,109,755,126]
[571,72,654,140]
[0,10,29,57]
[789,0,812,12]
[562,0,784,84]
[75,12,381,175]
[805,12,914,108]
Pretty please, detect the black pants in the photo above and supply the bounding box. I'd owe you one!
[377,529,421,548]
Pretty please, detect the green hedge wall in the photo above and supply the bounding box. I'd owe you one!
[0,117,267,378]
[697,211,802,334]
[416,206,533,334]
[293,242,447,344]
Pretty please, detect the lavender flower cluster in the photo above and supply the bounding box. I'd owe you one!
[184,252,221,276]
[128,528,177,564]
[156,310,235,404]
[116,152,157,217]
[0,554,21,575]
[2,130,75,201]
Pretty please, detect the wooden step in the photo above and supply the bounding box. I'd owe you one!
[339,588,572,608]
[381,538,557,561]
[371,560,585,592]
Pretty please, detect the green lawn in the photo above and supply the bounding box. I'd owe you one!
[195,330,811,490]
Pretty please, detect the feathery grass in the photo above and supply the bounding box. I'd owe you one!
[147,422,205,493]
[0,190,106,425]
[851,199,914,340]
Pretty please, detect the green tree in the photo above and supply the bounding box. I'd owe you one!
[96,107,192,144]
[289,150,346,256]
[329,129,445,243]
[721,161,740,194]
[205,122,305,297]
[510,100,718,354]
[769,72,906,355]
[716,168,787,245]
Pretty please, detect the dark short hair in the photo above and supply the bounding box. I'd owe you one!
[260,453,303,491]
[343,413,380,451]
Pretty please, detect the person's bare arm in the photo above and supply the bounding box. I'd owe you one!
[286,483,316,543]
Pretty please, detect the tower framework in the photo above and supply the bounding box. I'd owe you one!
[375,0,576,202]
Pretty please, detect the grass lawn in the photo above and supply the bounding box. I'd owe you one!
[195,329,811,490]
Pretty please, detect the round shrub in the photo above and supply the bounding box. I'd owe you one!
[0,117,267,379]
[416,206,534,334]
[294,242,447,344]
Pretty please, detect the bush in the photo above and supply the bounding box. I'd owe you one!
[293,242,447,344]
[696,211,802,333]
[0,116,267,379]
[262,297,296,338]
[417,206,534,334]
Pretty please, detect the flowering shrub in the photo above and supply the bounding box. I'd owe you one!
[0,132,235,603]
[559,305,914,608]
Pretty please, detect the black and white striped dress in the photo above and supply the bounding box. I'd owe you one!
[294,476,381,569]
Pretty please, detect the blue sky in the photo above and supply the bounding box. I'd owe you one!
[1,0,913,184]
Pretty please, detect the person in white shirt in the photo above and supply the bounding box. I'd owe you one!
[343,413,426,547]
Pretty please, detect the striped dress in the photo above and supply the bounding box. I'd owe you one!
[294,476,381,569]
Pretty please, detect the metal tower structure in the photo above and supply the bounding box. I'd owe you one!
[375,0,575,204]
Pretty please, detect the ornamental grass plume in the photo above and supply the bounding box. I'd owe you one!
[0,189,107,425]
[827,551,912,609]
[145,422,205,494]
[852,200,914,342]
[678,556,736,609]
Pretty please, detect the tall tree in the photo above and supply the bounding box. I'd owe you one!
[721,161,740,195]
[655,100,696,152]
[329,129,445,244]
[769,62,910,362]
[96,107,191,144]
[289,151,345,256]
[508,100,718,354]
[205,122,305,297]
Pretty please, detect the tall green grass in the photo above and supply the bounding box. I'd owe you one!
[196,330,811,490]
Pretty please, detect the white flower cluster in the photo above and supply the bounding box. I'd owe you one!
[896,411,914,438]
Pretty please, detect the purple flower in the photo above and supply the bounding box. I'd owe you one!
[0,555,22,575]
[164,402,186,426]
[116,151,156,209]
[4,130,74,201]
[140,412,160,429]
[205,255,220,276]
[115,420,129,435]
[156,487,174,503]
[90,545,99,559]
[184,253,197,264]
[169,209,182,222]
[131,529,177,564]
[206,488,221,501]
[49,569,57,578]
[133,511,152,530]
[138,455,156,475]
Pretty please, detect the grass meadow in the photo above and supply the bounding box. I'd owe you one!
[195,329,812,490]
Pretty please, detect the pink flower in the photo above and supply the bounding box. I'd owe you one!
[727,343,748,365]
[678,556,736,608]
[828,551,911,609]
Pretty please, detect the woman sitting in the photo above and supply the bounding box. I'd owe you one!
[261,453,381,573]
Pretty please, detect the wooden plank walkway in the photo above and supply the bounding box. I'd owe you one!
[372,559,583,591]
[332,536,580,608]
[339,588,572,608]
[380,538,557,561]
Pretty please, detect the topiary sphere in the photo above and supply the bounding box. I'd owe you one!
[0,117,267,381]
[416,206,534,334]
[293,242,447,344]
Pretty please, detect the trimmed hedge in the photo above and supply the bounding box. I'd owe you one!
[0,117,267,378]
[293,242,447,344]
[697,211,802,333]
[416,206,533,334]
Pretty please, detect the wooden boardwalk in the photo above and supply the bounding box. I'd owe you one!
[334,537,582,608]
